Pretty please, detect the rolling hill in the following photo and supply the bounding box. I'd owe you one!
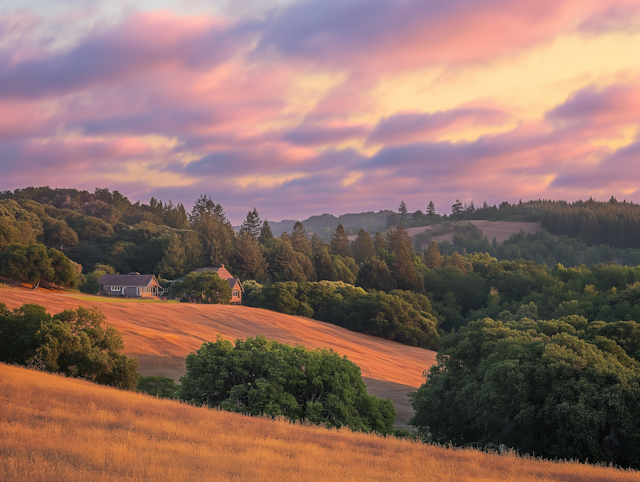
[1,363,636,482]
[0,287,436,424]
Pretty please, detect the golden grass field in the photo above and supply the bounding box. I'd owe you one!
[1,363,637,482]
[0,287,436,424]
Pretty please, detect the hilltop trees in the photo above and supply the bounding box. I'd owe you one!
[427,201,436,217]
[0,303,139,389]
[398,201,408,220]
[178,335,396,434]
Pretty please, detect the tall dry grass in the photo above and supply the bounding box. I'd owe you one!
[1,364,638,482]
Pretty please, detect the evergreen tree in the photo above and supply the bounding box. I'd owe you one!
[235,232,268,280]
[314,247,337,281]
[290,221,311,255]
[310,233,325,251]
[391,242,425,293]
[373,232,387,251]
[189,195,235,266]
[427,201,436,216]
[387,224,413,253]
[163,201,190,229]
[451,200,464,217]
[240,208,262,239]
[425,241,443,269]
[356,257,396,292]
[258,220,274,244]
[270,238,306,282]
[331,224,352,257]
[156,233,187,279]
[398,201,408,220]
[351,229,376,264]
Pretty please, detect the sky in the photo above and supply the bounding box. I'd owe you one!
[1,0,639,223]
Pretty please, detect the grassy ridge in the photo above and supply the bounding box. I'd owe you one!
[1,363,638,482]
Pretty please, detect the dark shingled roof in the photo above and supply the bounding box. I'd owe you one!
[97,274,158,287]
[227,278,243,291]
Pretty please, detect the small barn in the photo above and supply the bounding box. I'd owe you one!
[97,272,161,298]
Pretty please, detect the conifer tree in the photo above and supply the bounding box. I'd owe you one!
[258,221,273,244]
[351,229,376,264]
[426,201,436,216]
[398,201,408,220]
[240,208,262,239]
[156,233,187,279]
[373,232,387,251]
[314,247,337,281]
[425,241,443,269]
[235,232,268,280]
[391,242,425,293]
[387,224,413,253]
[451,200,463,217]
[310,233,325,251]
[330,224,352,257]
[290,221,311,255]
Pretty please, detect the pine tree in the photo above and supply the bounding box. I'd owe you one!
[156,233,187,279]
[398,201,408,220]
[351,229,376,264]
[373,232,387,251]
[240,208,262,239]
[391,242,425,293]
[426,201,436,216]
[258,221,273,244]
[387,224,413,254]
[451,200,463,217]
[290,221,311,255]
[425,241,442,269]
[314,247,337,281]
[330,224,352,257]
[235,232,268,280]
[310,233,325,251]
[270,238,306,282]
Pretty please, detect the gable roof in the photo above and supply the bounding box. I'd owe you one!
[227,278,243,291]
[193,266,233,280]
[97,274,159,287]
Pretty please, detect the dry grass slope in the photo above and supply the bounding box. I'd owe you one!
[408,220,542,245]
[0,287,436,423]
[1,364,637,482]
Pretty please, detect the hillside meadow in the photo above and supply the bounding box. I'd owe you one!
[0,287,435,423]
[1,364,638,482]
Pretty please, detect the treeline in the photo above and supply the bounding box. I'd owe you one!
[396,197,640,249]
[411,316,640,467]
[438,224,640,268]
[244,281,440,349]
[0,187,427,293]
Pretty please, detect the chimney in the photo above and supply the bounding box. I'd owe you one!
[221,264,224,268]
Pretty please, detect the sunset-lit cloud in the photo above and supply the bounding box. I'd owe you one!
[0,0,639,222]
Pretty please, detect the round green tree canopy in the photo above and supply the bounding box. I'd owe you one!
[178,335,396,434]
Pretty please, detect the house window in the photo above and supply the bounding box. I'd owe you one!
[111,286,121,292]
[232,289,240,297]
